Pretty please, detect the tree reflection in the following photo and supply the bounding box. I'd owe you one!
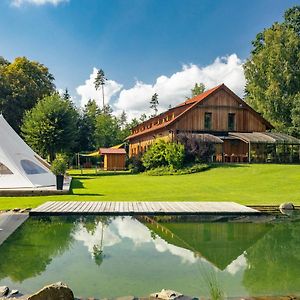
[80,216,111,267]
[0,217,75,282]
[243,221,300,295]
[142,216,272,270]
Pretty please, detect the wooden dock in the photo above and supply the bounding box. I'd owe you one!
[30,201,261,216]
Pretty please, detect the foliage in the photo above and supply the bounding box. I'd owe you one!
[164,142,185,169]
[142,140,184,170]
[0,217,75,282]
[244,7,300,134]
[77,99,100,151]
[94,108,121,148]
[139,113,147,122]
[177,133,215,163]
[0,56,55,132]
[290,93,300,137]
[150,92,159,117]
[51,154,68,175]
[191,83,205,97]
[127,154,145,173]
[284,6,300,35]
[145,163,210,176]
[77,102,135,152]
[243,221,300,294]
[21,93,79,161]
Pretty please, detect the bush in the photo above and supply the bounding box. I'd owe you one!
[177,133,215,163]
[127,154,145,174]
[50,154,68,175]
[145,163,210,176]
[142,140,184,170]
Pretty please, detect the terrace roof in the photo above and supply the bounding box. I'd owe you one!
[229,132,300,144]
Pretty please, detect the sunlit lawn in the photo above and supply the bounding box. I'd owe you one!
[0,164,300,210]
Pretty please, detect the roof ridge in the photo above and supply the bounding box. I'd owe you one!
[127,84,224,140]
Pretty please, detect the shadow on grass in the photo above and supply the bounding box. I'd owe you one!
[71,179,85,189]
[209,163,250,169]
[71,171,132,177]
[70,178,105,197]
[72,193,105,197]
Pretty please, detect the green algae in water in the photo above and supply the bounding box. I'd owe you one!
[0,215,299,298]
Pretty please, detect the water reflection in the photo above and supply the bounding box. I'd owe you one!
[0,217,75,282]
[0,215,299,297]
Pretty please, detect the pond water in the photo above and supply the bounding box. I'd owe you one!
[0,215,300,298]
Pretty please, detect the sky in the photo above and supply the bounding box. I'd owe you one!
[0,0,298,119]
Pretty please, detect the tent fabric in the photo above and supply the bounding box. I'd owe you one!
[110,143,125,149]
[79,151,101,157]
[0,115,56,189]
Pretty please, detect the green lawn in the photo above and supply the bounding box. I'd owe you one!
[0,164,299,210]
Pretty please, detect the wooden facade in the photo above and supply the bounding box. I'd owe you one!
[126,84,278,162]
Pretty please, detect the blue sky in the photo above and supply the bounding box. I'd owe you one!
[0,0,298,117]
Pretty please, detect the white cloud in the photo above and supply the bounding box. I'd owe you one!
[76,54,245,119]
[73,222,121,258]
[114,54,245,119]
[225,252,247,275]
[114,217,200,264]
[76,67,123,108]
[11,0,68,6]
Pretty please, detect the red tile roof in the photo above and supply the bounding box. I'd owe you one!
[176,84,223,107]
[126,83,273,140]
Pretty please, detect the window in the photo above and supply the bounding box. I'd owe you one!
[0,162,13,175]
[21,160,47,175]
[228,113,235,131]
[204,112,212,130]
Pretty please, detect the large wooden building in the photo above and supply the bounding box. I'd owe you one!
[126,84,300,163]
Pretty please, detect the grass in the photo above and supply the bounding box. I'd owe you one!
[0,164,300,210]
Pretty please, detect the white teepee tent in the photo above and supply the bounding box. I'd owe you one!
[0,114,56,189]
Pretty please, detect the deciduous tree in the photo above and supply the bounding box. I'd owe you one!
[0,56,55,132]
[21,93,78,161]
[191,83,205,97]
[244,7,300,134]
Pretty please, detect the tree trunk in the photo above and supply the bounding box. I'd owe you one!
[101,85,105,108]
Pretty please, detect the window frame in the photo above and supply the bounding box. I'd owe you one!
[228,113,236,131]
[204,112,212,130]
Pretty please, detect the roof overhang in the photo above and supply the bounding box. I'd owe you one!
[229,132,300,145]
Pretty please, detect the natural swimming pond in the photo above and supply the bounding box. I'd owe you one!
[0,214,300,298]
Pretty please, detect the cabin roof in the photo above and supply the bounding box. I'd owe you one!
[126,83,274,140]
[99,148,126,155]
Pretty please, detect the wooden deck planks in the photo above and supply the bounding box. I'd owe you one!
[30,201,260,216]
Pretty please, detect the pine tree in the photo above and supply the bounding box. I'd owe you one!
[150,93,159,117]
[94,69,106,108]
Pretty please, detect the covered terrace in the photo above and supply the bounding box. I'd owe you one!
[227,132,300,163]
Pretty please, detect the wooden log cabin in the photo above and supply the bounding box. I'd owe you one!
[126,84,300,163]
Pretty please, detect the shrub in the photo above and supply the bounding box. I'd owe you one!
[142,140,168,169]
[165,142,185,169]
[145,163,210,176]
[142,140,184,170]
[127,154,145,173]
[51,154,68,175]
[177,133,215,163]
